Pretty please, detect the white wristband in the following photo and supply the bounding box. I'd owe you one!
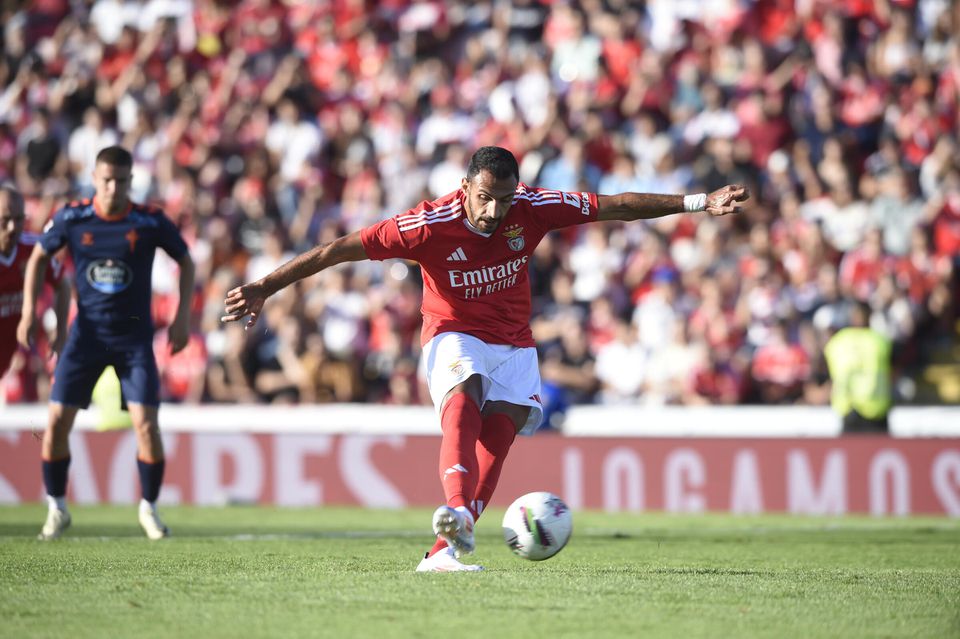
[683,193,707,212]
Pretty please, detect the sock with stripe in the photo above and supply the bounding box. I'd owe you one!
[437,393,482,510]
[426,411,517,559]
[472,412,517,519]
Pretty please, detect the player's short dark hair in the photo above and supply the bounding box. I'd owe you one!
[95,146,133,168]
[466,146,519,182]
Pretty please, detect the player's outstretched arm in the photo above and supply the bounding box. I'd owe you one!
[16,243,51,349]
[221,230,368,328]
[596,184,749,222]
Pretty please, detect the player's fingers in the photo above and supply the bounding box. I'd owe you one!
[244,313,258,330]
[223,298,247,314]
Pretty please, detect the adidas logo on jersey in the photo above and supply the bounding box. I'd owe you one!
[446,247,467,262]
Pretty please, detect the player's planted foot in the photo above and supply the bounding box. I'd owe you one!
[138,503,170,540]
[432,505,475,557]
[415,546,483,572]
[38,508,71,540]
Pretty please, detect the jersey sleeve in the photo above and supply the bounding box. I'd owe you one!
[155,212,189,260]
[360,217,416,261]
[38,210,69,255]
[524,186,599,231]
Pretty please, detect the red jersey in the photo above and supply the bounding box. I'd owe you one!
[361,184,599,347]
[0,235,64,374]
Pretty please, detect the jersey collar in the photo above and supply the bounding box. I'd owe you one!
[462,217,493,237]
[93,196,133,221]
[0,242,16,267]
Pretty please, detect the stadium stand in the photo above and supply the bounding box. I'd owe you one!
[1,1,957,425]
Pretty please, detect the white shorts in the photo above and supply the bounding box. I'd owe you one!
[421,332,544,436]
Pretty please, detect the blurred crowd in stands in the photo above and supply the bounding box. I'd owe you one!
[1,0,958,425]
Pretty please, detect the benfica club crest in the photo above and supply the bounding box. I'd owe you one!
[503,224,525,251]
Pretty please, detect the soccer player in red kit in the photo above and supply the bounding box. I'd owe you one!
[0,186,69,380]
[222,146,748,571]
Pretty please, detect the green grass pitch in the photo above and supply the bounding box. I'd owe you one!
[1,505,958,638]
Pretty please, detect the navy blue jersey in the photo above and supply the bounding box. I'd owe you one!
[40,198,188,338]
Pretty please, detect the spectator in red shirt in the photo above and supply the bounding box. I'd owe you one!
[751,319,812,404]
[838,227,892,301]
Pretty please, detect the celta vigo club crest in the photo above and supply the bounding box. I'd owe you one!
[503,224,525,251]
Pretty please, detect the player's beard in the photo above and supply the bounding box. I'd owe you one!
[468,204,497,233]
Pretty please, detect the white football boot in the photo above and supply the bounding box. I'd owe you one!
[38,508,71,540]
[415,546,483,573]
[138,501,170,540]
[432,505,475,557]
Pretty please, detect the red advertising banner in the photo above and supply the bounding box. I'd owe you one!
[1,431,958,515]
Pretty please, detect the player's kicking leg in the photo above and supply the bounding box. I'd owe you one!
[431,386,484,558]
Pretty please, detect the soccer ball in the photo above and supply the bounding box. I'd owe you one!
[501,491,572,561]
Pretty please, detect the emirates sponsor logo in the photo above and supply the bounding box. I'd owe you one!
[448,255,528,288]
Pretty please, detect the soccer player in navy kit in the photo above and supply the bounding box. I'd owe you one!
[224,146,747,570]
[18,146,196,540]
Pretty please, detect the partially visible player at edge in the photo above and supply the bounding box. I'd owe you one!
[222,146,748,571]
[1,185,70,379]
[18,146,196,541]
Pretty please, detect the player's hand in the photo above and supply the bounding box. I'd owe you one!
[221,282,266,329]
[15,315,37,350]
[705,184,749,217]
[168,318,189,355]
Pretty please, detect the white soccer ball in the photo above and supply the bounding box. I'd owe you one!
[501,491,573,561]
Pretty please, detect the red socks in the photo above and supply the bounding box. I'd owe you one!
[429,405,518,557]
[473,412,516,518]
[437,393,483,511]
